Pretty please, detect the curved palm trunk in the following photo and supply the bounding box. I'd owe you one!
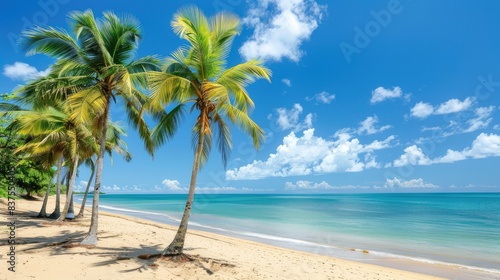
[49,161,64,219]
[81,97,110,245]
[163,113,206,255]
[38,156,63,218]
[76,166,95,218]
[58,154,79,221]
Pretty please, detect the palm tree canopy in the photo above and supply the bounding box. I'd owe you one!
[19,10,161,155]
[146,6,271,167]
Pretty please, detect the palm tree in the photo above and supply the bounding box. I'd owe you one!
[21,10,160,245]
[146,6,271,255]
[76,121,132,218]
[1,101,65,218]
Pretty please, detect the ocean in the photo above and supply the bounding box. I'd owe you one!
[76,193,500,279]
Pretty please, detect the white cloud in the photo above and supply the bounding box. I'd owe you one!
[411,97,474,119]
[162,179,185,191]
[370,86,409,104]
[463,106,495,133]
[435,97,473,115]
[282,78,292,87]
[239,0,326,62]
[285,180,333,190]
[226,128,395,180]
[306,91,335,104]
[335,115,392,136]
[393,145,431,167]
[357,115,391,135]
[384,178,438,189]
[494,124,500,130]
[394,133,500,166]
[272,103,313,131]
[410,102,435,119]
[3,62,50,81]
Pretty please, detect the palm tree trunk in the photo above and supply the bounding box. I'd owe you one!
[81,97,110,246]
[58,154,79,221]
[163,112,206,256]
[38,156,62,218]
[49,160,64,219]
[76,166,95,218]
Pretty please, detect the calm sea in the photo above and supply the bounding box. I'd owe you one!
[76,193,500,278]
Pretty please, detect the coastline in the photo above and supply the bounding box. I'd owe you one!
[0,196,490,279]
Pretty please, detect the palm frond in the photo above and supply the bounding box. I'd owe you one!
[150,104,185,148]
[20,26,79,59]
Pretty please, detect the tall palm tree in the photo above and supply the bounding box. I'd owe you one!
[146,6,271,255]
[77,121,132,218]
[21,10,160,245]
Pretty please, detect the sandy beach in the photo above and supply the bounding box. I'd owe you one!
[2,196,447,280]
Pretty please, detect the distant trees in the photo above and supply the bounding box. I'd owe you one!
[0,117,55,198]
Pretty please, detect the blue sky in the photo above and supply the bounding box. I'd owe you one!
[1,0,500,194]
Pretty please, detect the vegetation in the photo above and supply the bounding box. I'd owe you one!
[18,10,159,244]
[0,117,55,198]
[1,5,270,258]
[146,6,271,255]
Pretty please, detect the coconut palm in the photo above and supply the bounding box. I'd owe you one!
[0,101,65,218]
[146,6,271,255]
[13,103,98,221]
[76,122,132,218]
[21,10,160,245]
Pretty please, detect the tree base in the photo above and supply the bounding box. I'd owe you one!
[162,241,184,256]
[80,233,97,246]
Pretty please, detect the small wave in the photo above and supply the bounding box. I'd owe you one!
[368,250,500,275]
[99,205,181,223]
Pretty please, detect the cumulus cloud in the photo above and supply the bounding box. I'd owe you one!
[239,0,326,62]
[282,78,292,87]
[384,177,438,189]
[3,62,50,81]
[357,115,391,135]
[271,103,313,131]
[162,179,185,191]
[393,145,431,167]
[226,128,395,180]
[285,180,333,190]
[410,97,474,119]
[410,102,435,119]
[393,133,500,167]
[435,98,473,115]
[370,86,409,104]
[306,91,335,104]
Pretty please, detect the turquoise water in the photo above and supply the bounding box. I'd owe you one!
[77,193,500,277]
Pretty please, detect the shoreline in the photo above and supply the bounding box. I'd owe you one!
[95,198,500,280]
[0,196,493,279]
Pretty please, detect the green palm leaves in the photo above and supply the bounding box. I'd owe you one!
[145,6,271,255]
[147,6,271,167]
[13,10,160,244]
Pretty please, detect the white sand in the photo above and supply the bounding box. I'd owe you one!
[0,196,446,279]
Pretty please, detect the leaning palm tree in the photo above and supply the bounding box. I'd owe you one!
[146,6,271,255]
[21,10,160,245]
[0,102,65,218]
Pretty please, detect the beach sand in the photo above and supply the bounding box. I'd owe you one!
[1,196,445,280]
